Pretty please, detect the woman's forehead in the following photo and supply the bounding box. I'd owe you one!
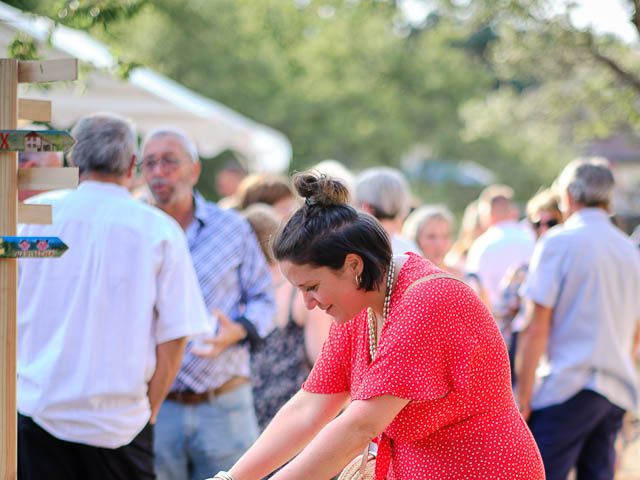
[280,261,335,282]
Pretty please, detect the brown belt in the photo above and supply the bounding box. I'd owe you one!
[166,377,249,405]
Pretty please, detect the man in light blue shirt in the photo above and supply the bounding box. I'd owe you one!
[517,158,640,480]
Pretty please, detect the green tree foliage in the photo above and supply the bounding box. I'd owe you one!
[89,0,492,174]
[5,0,639,211]
[431,0,640,182]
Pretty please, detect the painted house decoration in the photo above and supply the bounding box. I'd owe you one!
[24,131,54,152]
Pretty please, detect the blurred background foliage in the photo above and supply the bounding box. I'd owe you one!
[5,0,640,212]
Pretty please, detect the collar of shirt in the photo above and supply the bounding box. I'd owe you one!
[77,180,131,198]
[492,220,523,231]
[185,190,211,241]
[564,208,610,228]
[192,190,210,225]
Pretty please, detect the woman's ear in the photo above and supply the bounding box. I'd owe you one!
[343,253,364,275]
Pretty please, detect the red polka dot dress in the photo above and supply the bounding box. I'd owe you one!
[303,254,544,479]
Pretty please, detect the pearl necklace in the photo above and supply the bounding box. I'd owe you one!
[367,259,395,361]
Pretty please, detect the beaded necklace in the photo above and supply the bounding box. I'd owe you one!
[367,259,395,361]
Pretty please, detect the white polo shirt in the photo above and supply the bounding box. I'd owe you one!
[466,220,535,310]
[17,181,210,448]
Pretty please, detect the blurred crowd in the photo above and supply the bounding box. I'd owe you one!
[16,112,640,480]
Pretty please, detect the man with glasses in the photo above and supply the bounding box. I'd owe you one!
[140,128,274,480]
[517,158,640,479]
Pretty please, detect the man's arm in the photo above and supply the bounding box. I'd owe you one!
[236,224,276,341]
[515,300,553,421]
[193,309,248,359]
[147,337,187,423]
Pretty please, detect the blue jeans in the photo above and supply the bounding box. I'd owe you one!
[528,389,625,480]
[154,383,259,480]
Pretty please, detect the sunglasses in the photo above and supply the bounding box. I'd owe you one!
[532,219,558,230]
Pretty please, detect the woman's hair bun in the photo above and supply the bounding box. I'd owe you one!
[293,171,350,207]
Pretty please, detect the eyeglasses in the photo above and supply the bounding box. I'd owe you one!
[138,157,184,172]
[532,219,558,230]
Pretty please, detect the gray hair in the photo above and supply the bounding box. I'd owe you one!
[142,127,199,162]
[402,205,455,245]
[556,157,614,208]
[70,113,136,176]
[355,167,412,220]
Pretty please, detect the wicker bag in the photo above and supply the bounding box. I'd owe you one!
[337,446,376,480]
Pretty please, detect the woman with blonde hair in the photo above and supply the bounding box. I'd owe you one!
[402,204,456,272]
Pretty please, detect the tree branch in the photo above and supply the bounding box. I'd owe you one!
[588,44,640,95]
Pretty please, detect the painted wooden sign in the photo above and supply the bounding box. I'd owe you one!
[0,236,68,258]
[0,130,74,152]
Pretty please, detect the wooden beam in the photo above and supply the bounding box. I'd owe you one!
[18,98,52,122]
[0,57,18,480]
[18,167,78,191]
[17,203,52,225]
[18,59,78,83]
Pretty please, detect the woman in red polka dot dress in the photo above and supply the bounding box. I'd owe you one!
[211,172,544,480]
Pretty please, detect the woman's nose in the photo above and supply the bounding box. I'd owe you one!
[303,291,318,310]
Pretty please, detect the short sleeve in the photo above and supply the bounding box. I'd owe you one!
[521,235,567,308]
[154,226,210,343]
[303,322,352,394]
[354,279,480,402]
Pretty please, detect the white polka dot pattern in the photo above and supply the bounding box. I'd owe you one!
[304,254,544,479]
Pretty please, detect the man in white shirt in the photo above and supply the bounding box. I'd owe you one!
[17,113,210,479]
[465,184,534,311]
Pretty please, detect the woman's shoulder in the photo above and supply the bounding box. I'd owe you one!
[393,255,477,322]
[395,254,454,296]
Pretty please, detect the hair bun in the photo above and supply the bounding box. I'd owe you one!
[293,171,350,207]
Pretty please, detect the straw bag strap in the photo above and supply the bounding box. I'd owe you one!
[357,443,377,476]
[358,444,370,476]
[404,272,463,297]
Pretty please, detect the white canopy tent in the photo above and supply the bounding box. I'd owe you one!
[0,2,292,172]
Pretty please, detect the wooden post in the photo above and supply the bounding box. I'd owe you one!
[0,57,77,479]
[0,58,18,480]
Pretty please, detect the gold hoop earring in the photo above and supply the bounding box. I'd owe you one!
[355,273,362,288]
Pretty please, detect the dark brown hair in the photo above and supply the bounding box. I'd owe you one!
[272,171,391,292]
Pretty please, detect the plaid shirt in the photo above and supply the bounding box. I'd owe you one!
[171,192,275,393]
